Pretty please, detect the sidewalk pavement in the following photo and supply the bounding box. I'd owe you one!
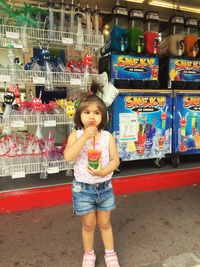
[0,184,200,267]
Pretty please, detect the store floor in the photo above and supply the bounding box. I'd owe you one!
[1,154,200,192]
[0,185,200,267]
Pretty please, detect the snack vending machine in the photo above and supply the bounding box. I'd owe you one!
[109,90,173,167]
[172,90,200,167]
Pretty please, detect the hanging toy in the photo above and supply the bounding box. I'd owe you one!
[31,90,43,140]
[66,100,76,119]
[82,52,92,89]
[13,84,21,106]
[25,56,41,71]
[93,3,100,36]
[47,0,56,41]
[40,42,54,90]
[75,2,84,51]
[69,0,76,33]
[3,91,15,119]
[59,0,67,32]
[40,131,54,179]
[7,43,17,84]
[85,2,92,35]
[2,91,15,135]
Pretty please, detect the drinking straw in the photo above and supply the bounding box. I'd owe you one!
[92,121,96,150]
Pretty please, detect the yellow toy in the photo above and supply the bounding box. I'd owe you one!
[66,100,76,119]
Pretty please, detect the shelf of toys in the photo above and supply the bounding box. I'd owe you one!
[0,0,104,179]
[0,69,99,89]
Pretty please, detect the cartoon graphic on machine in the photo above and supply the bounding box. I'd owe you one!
[144,11,160,56]
[160,15,185,57]
[128,9,144,54]
[99,53,159,89]
[110,93,172,167]
[101,0,128,55]
[160,56,200,89]
[172,92,200,167]
[170,58,200,89]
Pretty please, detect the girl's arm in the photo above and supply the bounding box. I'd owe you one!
[88,133,120,176]
[64,127,98,162]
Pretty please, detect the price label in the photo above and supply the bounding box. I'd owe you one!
[62,37,73,44]
[0,75,11,82]
[6,31,20,39]
[44,120,56,127]
[33,77,45,84]
[47,166,59,174]
[12,171,26,179]
[13,43,23,49]
[70,78,81,85]
[11,120,25,128]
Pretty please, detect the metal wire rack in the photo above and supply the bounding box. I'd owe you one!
[0,113,73,127]
[0,160,73,177]
[0,24,104,49]
[0,69,99,90]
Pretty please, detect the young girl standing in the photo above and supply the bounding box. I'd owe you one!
[64,82,120,267]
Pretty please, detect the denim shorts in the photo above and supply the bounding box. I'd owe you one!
[72,179,116,216]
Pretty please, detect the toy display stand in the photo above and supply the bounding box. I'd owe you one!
[0,3,103,179]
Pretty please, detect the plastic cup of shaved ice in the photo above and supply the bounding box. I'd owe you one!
[88,149,101,169]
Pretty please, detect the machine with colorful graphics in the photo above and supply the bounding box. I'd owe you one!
[172,90,200,167]
[101,2,128,55]
[128,9,144,54]
[99,53,159,89]
[160,57,200,89]
[109,90,173,167]
[160,17,200,90]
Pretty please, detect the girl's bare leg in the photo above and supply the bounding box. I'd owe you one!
[97,210,114,250]
[81,211,97,252]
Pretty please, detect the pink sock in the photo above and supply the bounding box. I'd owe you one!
[105,249,114,255]
[85,250,95,255]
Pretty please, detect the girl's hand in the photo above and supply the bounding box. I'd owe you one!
[88,160,104,176]
[83,126,98,140]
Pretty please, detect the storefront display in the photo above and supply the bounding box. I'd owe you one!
[172,90,200,167]
[0,0,103,179]
[109,90,173,166]
[1,0,200,212]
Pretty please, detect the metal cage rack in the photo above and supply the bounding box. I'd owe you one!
[0,69,99,90]
[0,160,74,177]
[0,24,104,49]
[0,113,73,127]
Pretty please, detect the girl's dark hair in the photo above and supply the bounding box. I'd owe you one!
[74,81,107,130]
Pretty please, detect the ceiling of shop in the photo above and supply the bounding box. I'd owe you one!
[3,0,200,20]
